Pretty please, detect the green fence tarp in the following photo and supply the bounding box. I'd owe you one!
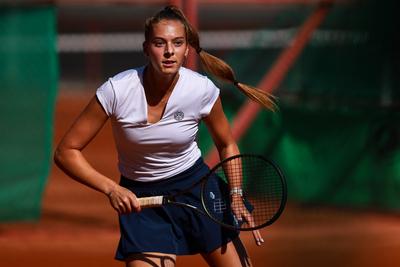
[200,0,399,211]
[0,6,58,221]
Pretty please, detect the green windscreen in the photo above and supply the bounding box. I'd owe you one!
[0,6,58,221]
[199,0,399,211]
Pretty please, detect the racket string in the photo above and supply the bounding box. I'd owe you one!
[203,155,285,229]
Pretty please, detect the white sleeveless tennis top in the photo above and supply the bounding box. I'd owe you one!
[96,66,220,182]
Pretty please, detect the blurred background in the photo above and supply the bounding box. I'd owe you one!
[0,0,399,266]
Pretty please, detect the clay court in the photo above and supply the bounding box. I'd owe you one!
[1,92,399,267]
[1,1,399,266]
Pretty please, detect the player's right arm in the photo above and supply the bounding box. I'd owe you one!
[54,96,140,214]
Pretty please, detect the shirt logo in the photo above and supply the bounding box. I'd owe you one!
[174,110,184,121]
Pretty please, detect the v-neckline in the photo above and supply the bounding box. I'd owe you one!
[140,67,181,125]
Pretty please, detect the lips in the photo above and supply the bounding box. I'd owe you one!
[162,60,176,67]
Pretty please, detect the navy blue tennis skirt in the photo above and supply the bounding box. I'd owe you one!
[115,157,239,260]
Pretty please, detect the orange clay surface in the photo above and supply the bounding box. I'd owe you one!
[1,91,400,267]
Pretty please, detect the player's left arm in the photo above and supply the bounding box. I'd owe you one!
[203,97,239,160]
[203,97,265,246]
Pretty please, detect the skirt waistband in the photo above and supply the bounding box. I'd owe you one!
[120,157,209,190]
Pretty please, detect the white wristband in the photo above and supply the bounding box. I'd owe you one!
[230,187,243,196]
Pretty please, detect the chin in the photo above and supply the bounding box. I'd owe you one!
[160,67,180,75]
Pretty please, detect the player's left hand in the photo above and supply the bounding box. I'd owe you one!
[231,195,264,246]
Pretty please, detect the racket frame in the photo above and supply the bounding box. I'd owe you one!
[200,154,287,231]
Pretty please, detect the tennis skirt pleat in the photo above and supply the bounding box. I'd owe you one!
[115,157,239,260]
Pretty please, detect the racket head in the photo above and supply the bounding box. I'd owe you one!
[201,154,287,231]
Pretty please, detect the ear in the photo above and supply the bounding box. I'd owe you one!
[184,46,189,57]
[142,41,149,56]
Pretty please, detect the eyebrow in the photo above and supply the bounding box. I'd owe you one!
[151,36,185,41]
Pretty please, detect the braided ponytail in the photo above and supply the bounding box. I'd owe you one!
[146,5,277,111]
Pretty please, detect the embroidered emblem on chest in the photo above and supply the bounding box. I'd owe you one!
[173,110,184,121]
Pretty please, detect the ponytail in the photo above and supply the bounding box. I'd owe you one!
[146,5,277,111]
[197,50,277,111]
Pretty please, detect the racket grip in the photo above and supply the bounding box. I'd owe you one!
[138,196,164,208]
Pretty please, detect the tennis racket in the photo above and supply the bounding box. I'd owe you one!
[138,154,287,231]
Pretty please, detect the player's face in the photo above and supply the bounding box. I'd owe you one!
[144,19,189,76]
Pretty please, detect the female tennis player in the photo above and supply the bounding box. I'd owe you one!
[54,5,275,267]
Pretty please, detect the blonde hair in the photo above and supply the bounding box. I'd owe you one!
[145,5,276,111]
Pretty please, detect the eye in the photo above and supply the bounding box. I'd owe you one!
[174,40,184,46]
[153,40,165,47]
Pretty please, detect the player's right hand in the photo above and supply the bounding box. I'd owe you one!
[107,185,141,214]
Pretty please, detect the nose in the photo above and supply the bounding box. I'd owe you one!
[164,42,174,58]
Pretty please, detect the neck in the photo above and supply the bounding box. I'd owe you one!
[144,66,179,94]
[143,66,179,105]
